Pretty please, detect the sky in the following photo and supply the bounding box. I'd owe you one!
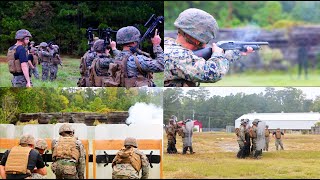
[176,87,320,100]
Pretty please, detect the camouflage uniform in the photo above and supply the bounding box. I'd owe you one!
[165,121,177,154]
[12,76,32,87]
[38,42,53,81]
[112,137,149,179]
[115,26,164,87]
[251,123,258,156]
[264,126,270,151]
[237,122,246,159]
[48,44,60,81]
[274,129,284,150]
[51,124,85,179]
[164,8,242,87]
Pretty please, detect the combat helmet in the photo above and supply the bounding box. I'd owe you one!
[15,29,32,40]
[39,42,48,47]
[35,139,48,150]
[116,26,140,45]
[93,39,105,52]
[59,124,75,135]
[20,134,35,146]
[30,41,35,45]
[252,119,259,125]
[124,137,138,148]
[174,8,218,44]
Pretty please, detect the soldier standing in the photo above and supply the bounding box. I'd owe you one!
[112,137,149,179]
[7,29,33,87]
[250,120,258,157]
[48,42,61,81]
[165,119,178,154]
[273,128,284,150]
[164,8,254,87]
[51,124,85,179]
[114,26,164,87]
[28,47,40,79]
[264,125,271,151]
[38,42,53,81]
[31,139,49,179]
[236,119,247,159]
[181,119,195,154]
[0,134,47,179]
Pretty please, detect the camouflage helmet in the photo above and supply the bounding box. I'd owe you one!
[59,124,74,135]
[20,134,35,146]
[174,8,218,44]
[15,29,32,40]
[252,119,259,125]
[93,39,105,52]
[93,37,99,42]
[39,42,48,47]
[266,125,269,128]
[116,26,140,45]
[30,47,37,53]
[124,137,138,148]
[30,41,35,45]
[35,139,48,150]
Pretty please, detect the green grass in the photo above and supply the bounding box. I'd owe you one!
[0,55,164,87]
[202,68,320,86]
[163,132,320,179]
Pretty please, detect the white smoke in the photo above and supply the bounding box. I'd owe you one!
[126,102,163,125]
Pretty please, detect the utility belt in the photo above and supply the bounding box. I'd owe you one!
[164,80,199,87]
[12,73,24,76]
[6,169,31,175]
[56,158,77,166]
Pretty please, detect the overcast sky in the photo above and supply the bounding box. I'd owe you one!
[173,87,320,100]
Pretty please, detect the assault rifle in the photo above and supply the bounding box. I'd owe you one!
[86,27,99,50]
[101,27,117,51]
[193,41,269,60]
[130,14,164,54]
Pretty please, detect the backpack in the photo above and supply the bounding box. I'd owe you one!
[7,45,22,74]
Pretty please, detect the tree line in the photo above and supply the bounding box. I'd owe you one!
[0,87,163,124]
[165,1,320,30]
[164,87,320,128]
[0,1,163,56]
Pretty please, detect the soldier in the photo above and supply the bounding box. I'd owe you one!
[51,124,85,179]
[273,128,284,150]
[114,26,164,87]
[165,119,178,154]
[264,125,271,151]
[164,8,254,87]
[250,119,258,157]
[112,137,149,179]
[0,134,47,179]
[28,41,35,54]
[7,29,33,87]
[38,42,53,81]
[181,119,195,154]
[236,119,247,159]
[31,139,49,179]
[48,42,61,81]
[28,47,40,79]
[89,39,116,87]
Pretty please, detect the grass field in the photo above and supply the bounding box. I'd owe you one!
[163,132,320,179]
[0,55,164,87]
[202,68,320,86]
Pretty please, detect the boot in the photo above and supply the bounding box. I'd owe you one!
[182,147,188,154]
[190,146,195,154]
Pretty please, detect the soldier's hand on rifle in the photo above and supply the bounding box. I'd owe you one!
[110,39,117,50]
[151,29,161,46]
[211,43,224,54]
[240,46,254,56]
[105,48,111,56]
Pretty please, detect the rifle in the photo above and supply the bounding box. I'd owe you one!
[130,14,164,54]
[101,27,117,51]
[86,27,99,50]
[193,41,269,60]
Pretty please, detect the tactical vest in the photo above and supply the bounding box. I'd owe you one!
[89,57,116,87]
[40,50,50,62]
[32,54,38,66]
[275,131,282,139]
[265,129,270,137]
[7,45,22,74]
[114,147,142,172]
[5,146,32,175]
[52,56,60,65]
[52,137,80,161]
[249,127,257,138]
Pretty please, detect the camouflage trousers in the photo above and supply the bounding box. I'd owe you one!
[52,159,78,179]
[31,173,46,179]
[42,62,50,81]
[50,64,58,81]
[275,139,284,150]
[167,139,177,154]
[251,138,257,155]
[264,137,270,151]
[29,66,39,79]
[237,140,245,158]
[11,75,32,87]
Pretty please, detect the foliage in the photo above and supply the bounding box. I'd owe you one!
[0,1,164,56]
[0,87,163,123]
[164,87,316,128]
[93,119,104,126]
[16,119,38,125]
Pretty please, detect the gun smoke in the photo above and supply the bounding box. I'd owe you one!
[126,102,163,125]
